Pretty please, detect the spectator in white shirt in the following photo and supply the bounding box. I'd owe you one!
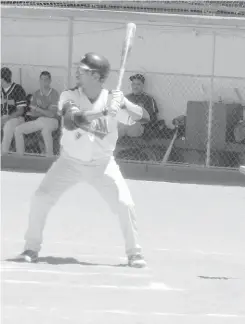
[15,71,59,157]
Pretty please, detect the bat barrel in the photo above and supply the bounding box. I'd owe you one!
[116,23,136,90]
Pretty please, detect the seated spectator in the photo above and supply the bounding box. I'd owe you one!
[234,108,245,143]
[118,74,158,138]
[1,67,27,154]
[234,120,245,143]
[15,71,59,157]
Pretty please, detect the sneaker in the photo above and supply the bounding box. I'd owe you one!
[128,254,146,268]
[15,250,39,263]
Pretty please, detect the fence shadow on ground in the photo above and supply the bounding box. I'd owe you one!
[1,154,245,187]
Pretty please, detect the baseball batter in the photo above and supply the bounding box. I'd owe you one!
[16,53,150,268]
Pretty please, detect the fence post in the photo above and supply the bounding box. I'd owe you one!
[67,17,74,88]
[206,32,216,167]
[19,67,22,86]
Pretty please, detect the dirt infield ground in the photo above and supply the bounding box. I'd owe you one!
[1,171,245,324]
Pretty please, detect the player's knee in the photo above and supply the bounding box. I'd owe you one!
[14,125,24,136]
[3,120,14,133]
[33,187,46,199]
[36,178,60,200]
[32,188,56,208]
[118,195,135,210]
[41,127,52,137]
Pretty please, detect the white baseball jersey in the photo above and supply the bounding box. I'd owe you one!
[58,87,135,162]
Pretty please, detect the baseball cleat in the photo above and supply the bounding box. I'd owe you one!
[15,250,39,263]
[128,254,146,268]
[240,165,245,175]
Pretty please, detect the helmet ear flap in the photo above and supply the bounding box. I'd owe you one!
[90,70,100,81]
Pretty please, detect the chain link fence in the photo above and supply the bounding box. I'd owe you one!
[1,1,245,17]
[1,1,245,168]
[113,74,245,168]
[2,65,244,167]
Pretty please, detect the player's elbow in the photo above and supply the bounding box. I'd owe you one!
[63,111,78,131]
[127,107,150,124]
[49,104,58,118]
[17,106,25,116]
[61,100,81,130]
[139,108,150,124]
[123,98,150,124]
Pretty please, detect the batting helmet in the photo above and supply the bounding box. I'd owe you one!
[79,53,110,79]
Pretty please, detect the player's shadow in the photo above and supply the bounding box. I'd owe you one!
[39,256,128,267]
[7,256,128,268]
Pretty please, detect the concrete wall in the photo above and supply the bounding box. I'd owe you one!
[1,10,245,127]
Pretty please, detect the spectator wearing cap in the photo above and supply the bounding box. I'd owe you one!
[1,67,27,154]
[15,71,59,157]
[118,74,158,138]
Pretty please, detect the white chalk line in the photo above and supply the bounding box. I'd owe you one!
[155,248,236,257]
[2,238,239,257]
[2,279,184,291]
[1,267,152,278]
[3,305,244,318]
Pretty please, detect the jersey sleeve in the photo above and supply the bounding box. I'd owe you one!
[48,89,60,113]
[58,90,72,113]
[144,95,158,122]
[51,89,60,106]
[152,97,159,115]
[31,91,38,106]
[15,84,27,108]
[116,108,135,125]
[107,92,135,125]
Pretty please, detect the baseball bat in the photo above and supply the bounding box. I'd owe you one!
[116,23,136,91]
[161,129,178,164]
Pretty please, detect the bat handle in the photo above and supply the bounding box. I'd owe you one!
[161,128,178,164]
[116,68,125,91]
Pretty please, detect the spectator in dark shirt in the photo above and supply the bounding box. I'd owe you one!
[118,74,158,138]
[1,67,26,154]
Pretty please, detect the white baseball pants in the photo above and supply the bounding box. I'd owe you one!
[24,154,142,257]
[15,117,58,157]
[1,117,25,153]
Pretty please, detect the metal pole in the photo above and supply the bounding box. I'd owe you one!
[67,17,74,89]
[205,33,216,167]
[19,67,22,86]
